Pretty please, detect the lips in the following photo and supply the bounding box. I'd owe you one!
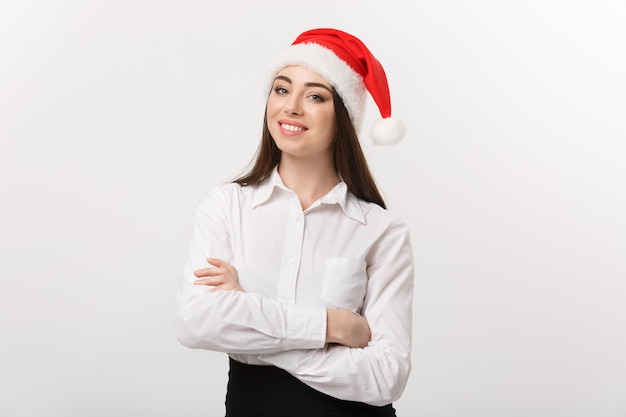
[280,122,306,132]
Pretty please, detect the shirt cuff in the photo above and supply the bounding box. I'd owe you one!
[285,304,326,350]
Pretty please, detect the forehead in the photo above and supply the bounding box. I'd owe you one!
[275,65,332,88]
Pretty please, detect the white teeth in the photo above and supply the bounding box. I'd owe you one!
[281,123,304,132]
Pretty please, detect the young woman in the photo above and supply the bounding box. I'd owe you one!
[176,28,414,417]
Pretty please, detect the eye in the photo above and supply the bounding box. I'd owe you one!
[308,94,325,102]
[274,87,289,95]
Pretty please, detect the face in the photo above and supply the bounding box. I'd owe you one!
[266,65,337,162]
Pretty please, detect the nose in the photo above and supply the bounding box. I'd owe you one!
[284,96,303,115]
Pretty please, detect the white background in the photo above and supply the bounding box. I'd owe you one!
[1,1,625,416]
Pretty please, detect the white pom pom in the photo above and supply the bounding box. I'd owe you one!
[369,117,406,145]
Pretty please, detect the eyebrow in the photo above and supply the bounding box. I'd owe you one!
[274,75,332,93]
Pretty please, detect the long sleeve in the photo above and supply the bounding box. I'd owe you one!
[255,217,414,406]
[175,188,327,354]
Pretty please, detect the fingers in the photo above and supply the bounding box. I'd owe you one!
[194,258,228,277]
[193,276,223,286]
[207,258,229,268]
[194,267,225,278]
[194,258,235,276]
[195,279,243,293]
[193,258,242,292]
[208,258,238,275]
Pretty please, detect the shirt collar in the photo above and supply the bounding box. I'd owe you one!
[251,167,284,208]
[320,181,366,224]
[251,167,366,224]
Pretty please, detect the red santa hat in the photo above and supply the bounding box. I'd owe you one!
[271,28,405,145]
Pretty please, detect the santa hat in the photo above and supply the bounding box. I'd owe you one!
[271,28,405,145]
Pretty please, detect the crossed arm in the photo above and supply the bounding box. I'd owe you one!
[193,257,371,348]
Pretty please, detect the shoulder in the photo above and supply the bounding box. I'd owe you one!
[205,182,244,199]
[201,182,240,200]
[355,200,414,267]
[358,199,409,232]
[356,201,413,254]
[196,182,247,213]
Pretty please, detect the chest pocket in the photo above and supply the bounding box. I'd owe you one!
[321,257,368,313]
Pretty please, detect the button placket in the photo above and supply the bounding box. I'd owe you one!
[277,201,305,303]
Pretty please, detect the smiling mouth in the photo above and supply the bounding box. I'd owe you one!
[280,123,306,132]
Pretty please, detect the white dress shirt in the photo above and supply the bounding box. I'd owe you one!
[175,167,414,406]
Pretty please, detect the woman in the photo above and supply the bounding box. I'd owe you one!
[176,28,414,417]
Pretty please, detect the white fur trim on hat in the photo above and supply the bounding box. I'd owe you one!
[271,43,367,130]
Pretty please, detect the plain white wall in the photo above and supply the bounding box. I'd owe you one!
[1,0,625,416]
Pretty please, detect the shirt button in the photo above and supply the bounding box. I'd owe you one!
[295,216,301,222]
[289,257,295,264]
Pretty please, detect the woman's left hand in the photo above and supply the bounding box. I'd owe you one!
[193,258,244,293]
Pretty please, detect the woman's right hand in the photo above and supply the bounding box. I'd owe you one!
[325,309,371,348]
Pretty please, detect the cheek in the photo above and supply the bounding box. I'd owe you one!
[266,108,281,139]
[266,94,283,115]
[323,111,337,133]
[266,104,279,128]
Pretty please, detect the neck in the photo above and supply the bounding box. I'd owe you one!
[278,155,340,210]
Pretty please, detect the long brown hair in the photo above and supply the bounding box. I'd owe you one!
[233,89,386,209]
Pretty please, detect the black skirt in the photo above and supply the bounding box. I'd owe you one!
[225,357,397,417]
